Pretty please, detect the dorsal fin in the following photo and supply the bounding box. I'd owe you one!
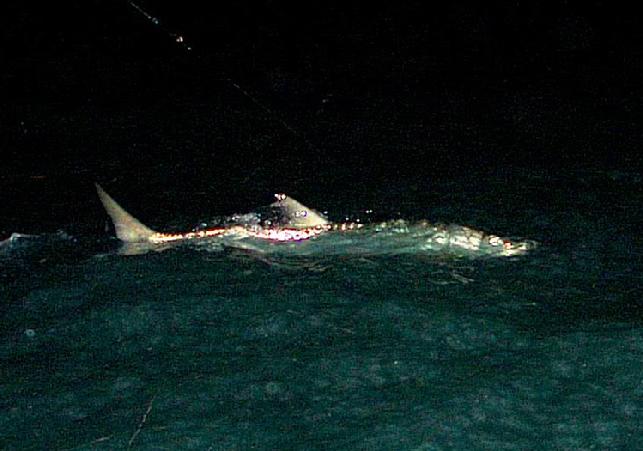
[271,194,329,228]
[95,184,157,242]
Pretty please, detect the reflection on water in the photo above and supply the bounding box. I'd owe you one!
[0,170,641,450]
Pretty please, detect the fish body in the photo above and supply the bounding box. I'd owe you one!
[95,184,535,257]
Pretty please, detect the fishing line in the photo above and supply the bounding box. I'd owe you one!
[126,0,319,154]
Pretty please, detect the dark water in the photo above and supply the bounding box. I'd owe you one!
[2,2,643,448]
[1,169,641,450]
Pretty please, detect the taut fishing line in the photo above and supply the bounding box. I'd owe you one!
[126,1,319,153]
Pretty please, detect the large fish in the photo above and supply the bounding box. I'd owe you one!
[95,184,535,257]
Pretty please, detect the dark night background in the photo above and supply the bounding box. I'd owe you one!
[2,3,643,449]
[1,0,642,233]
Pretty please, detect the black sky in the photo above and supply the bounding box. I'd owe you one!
[3,1,642,98]
[1,0,642,221]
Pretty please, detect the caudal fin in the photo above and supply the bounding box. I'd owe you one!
[95,184,157,242]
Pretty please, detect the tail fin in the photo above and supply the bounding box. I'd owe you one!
[95,184,158,242]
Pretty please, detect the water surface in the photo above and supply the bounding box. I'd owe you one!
[1,169,641,450]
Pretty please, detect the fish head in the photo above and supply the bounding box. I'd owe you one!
[481,234,538,256]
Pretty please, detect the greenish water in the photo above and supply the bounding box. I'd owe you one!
[1,170,641,450]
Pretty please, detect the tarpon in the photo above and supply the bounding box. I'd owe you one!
[95,184,535,256]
